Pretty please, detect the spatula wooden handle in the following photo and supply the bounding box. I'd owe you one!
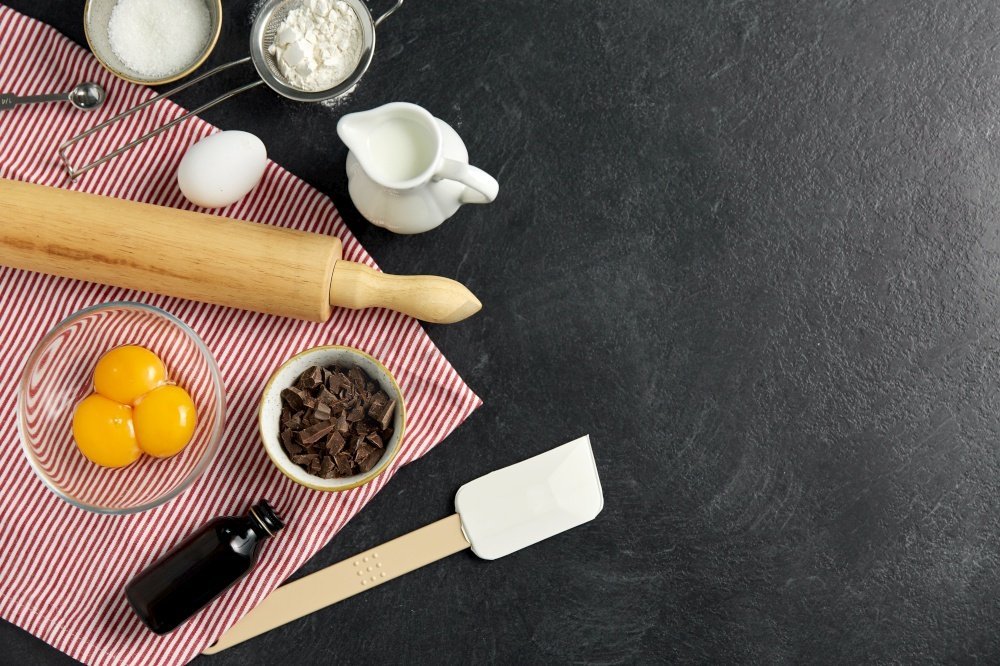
[203,515,470,655]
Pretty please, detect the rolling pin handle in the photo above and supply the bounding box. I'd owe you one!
[328,261,481,324]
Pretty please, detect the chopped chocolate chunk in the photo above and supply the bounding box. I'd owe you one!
[333,451,354,475]
[296,365,323,390]
[356,445,380,473]
[290,453,319,466]
[315,387,336,406]
[326,371,349,393]
[280,387,307,411]
[298,421,336,445]
[319,456,336,478]
[325,431,345,455]
[279,363,394,479]
[367,391,388,417]
[312,402,332,422]
[348,366,366,389]
[354,442,375,463]
[376,399,396,429]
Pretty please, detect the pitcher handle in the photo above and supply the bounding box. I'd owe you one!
[435,158,499,205]
[373,0,404,28]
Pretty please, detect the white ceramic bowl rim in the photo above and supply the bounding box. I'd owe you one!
[17,301,226,514]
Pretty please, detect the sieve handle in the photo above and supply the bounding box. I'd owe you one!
[373,0,404,27]
[58,58,262,180]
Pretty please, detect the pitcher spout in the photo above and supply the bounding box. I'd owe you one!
[337,102,443,189]
[336,107,387,158]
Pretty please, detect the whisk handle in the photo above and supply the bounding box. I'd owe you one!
[373,0,403,27]
[58,58,259,179]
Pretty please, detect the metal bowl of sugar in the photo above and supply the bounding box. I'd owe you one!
[84,0,223,86]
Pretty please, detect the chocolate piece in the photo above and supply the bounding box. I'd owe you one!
[326,371,350,393]
[280,387,306,411]
[334,451,354,475]
[376,400,396,429]
[354,442,375,463]
[325,431,345,455]
[347,366,366,389]
[355,444,380,472]
[314,387,336,407]
[319,456,336,478]
[298,421,336,445]
[290,453,319,466]
[312,402,332,422]
[335,412,349,434]
[367,391,388,417]
[296,365,323,391]
[280,363,393,479]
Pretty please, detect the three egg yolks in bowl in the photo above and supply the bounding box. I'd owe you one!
[72,345,197,468]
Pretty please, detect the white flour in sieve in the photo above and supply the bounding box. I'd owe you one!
[268,0,363,92]
[108,0,211,79]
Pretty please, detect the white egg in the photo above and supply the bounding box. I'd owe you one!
[177,131,267,209]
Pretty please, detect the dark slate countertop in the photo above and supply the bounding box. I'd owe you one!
[4,0,1000,663]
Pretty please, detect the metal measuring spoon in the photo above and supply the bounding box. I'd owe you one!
[0,82,106,112]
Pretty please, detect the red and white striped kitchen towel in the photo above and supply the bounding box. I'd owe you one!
[0,5,481,665]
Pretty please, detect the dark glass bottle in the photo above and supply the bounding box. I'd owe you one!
[126,500,284,634]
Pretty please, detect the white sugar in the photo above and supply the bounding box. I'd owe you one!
[108,0,211,79]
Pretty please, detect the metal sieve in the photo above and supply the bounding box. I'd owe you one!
[59,0,403,179]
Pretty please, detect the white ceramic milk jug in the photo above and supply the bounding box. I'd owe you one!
[337,102,499,234]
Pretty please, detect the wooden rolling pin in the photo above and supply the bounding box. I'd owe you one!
[0,179,480,323]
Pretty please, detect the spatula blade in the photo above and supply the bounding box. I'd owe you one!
[455,435,603,560]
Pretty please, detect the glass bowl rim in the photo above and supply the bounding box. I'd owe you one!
[17,301,226,515]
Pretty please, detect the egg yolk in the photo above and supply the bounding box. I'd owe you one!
[133,385,197,458]
[93,345,166,405]
[72,394,141,468]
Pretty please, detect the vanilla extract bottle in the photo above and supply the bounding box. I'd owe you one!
[126,500,283,634]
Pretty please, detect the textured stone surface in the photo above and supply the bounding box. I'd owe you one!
[5,0,1000,663]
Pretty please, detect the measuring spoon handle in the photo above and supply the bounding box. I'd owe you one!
[0,92,68,110]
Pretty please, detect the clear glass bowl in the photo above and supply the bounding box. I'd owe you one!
[18,302,225,514]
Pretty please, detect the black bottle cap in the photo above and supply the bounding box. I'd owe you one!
[250,500,284,537]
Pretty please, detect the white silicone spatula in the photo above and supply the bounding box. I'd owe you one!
[203,435,603,654]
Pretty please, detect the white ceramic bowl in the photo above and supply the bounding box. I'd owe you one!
[259,345,405,492]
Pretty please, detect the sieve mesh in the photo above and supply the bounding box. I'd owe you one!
[258,0,293,84]
[253,0,372,98]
